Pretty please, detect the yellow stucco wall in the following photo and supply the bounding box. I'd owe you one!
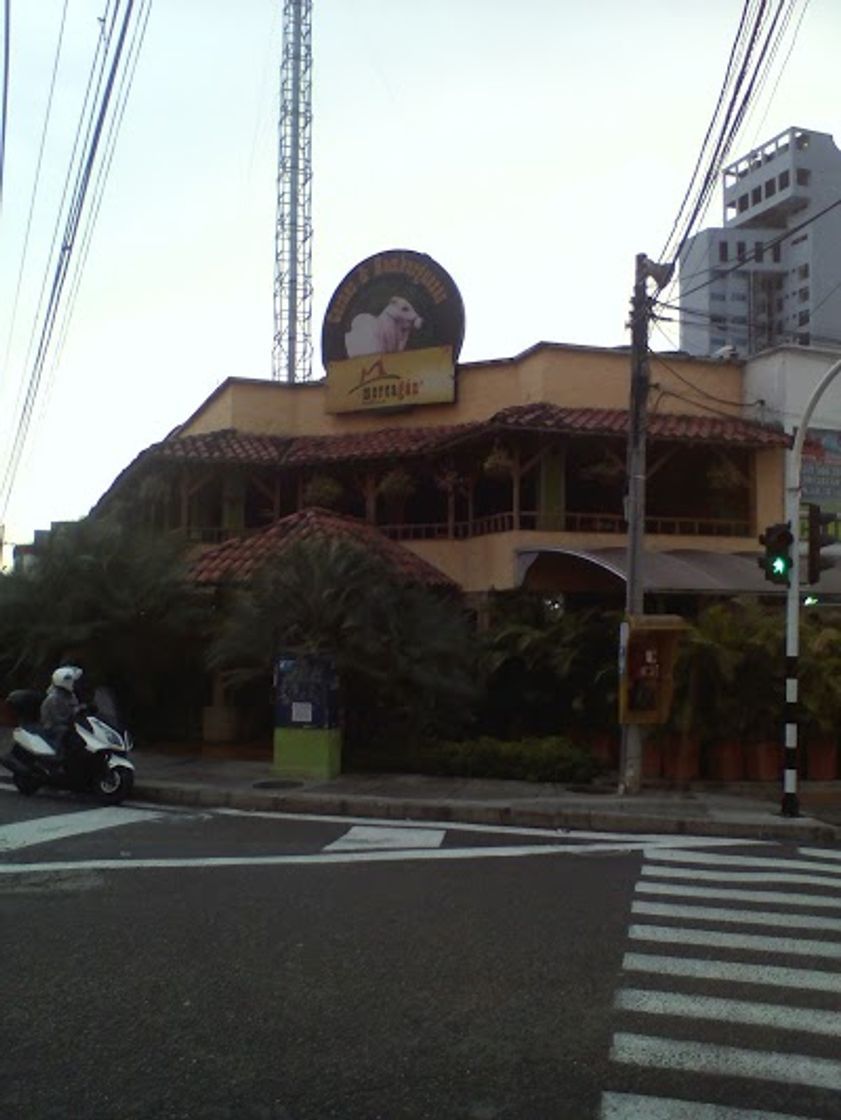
[179,343,745,439]
[403,530,768,593]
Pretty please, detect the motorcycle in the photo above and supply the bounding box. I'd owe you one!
[1,689,135,804]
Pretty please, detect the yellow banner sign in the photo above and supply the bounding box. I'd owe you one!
[326,346,455,414]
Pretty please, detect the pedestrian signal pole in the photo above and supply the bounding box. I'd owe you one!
[781,356,841,817]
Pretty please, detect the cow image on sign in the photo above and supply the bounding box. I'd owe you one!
[344,296,423,358]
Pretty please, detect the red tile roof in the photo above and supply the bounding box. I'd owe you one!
[191,508,458,589]
[149,405,788,472]
[489,403,789,446]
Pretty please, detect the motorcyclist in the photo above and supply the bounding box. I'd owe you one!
[40,666,83,761]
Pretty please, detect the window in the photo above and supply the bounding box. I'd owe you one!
[711,314,726,327]
[799,287,810,303]
[779,170,790,189]
[792,233,808,247]
[772,243,781,263]
[798,332,811,345]
[738,193,749,212]
[730,292,747,302]
[796,168,811,186]
[711,336,726,348]
[751,187,762,205]
[765,178,777,198]
[737,241,746,261]
[719,241,729,263]
[710,292,726,302]
[754,241,764,263]
[798,263,810,280]
[799,310,810,326]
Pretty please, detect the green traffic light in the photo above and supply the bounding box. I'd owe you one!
[771,556,788,576]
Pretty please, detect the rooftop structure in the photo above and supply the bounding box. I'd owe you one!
[679,128,841,357]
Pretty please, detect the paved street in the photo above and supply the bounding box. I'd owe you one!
[1,788,839,1119]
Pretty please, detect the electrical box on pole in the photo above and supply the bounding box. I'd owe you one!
[806,503,837,585]
[758,522,793,585]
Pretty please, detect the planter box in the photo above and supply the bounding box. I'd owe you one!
[707,740,744,782]
[805,737,838,781]
[743,741,780,782]
[642,738,663,779]
[662,736,701,783]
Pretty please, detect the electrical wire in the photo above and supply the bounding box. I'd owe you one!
[0,0,71,389]
[0,0,148,519]
[0,0,9,215]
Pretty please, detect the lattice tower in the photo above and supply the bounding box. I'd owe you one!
[272,0,313,381]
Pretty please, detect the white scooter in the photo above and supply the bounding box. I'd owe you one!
[2,689,135,804]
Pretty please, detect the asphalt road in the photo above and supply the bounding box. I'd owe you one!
[1,788,839,1120]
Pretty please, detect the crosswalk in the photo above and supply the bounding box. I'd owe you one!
[601,845,841,1119]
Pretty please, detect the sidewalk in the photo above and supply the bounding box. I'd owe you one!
[129,746,841,844]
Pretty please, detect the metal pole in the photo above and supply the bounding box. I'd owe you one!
[781,355,841,816]
[619,254,651,794]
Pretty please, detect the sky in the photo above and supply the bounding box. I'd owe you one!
[0,0,838,558]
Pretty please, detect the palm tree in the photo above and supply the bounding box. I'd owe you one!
[207,537,478,755]
[0,517,210,736]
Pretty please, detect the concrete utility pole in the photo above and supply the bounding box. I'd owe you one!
[619,253,672,795]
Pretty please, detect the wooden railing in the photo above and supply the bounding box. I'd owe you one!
[180,510,752,546]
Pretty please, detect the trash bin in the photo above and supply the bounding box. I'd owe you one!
[273,654,340,780]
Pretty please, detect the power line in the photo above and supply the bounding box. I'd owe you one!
[0,0,9,214]
[0,0,149,519]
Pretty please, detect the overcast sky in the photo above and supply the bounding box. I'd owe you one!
[0,0,838,557]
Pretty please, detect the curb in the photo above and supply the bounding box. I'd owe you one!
[133,781,841,844]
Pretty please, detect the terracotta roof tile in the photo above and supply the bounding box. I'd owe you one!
[191,508,457,589]
[155,429,292,464]
[488,403,788,446]
[148,404,789,477]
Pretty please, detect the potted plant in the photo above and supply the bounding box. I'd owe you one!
[377,467,416,503]
[302,474,343,509]
[798,612,841,780]
[482,444,514,478]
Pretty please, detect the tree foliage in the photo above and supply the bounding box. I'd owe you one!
[206,537,478,753]
[0,517,210,735]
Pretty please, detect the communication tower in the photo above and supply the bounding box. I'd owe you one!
[272,0,313,382]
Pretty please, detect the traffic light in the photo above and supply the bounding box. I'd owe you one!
[758,522,793,585]
[806,503,837,585]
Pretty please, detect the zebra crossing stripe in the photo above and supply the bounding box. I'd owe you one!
[600,1090,811,1120]
[635,880,841,910]
[645,849,841,876]
[615,988,841,1038]
[628,923,841,960]
[623,951,841,994]
[799,846,841,862]
[632,898,841,932]
[641,865,841,888]
[610,1032,841,1092]
[0,808,159,852]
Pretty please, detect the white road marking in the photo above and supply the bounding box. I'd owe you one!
[600,1090,810,1120]
[211,806,769,848]
[636,880,841,910]
[628,922,841,960]
[0,808,161,852]
[0,840,646,874]
[623,951,841,995]
[615,988,841,1038]
[642,865,841,888]
[324,825,445,851]
[611,1031,841,1092]
[632,898,841,932]
[799,846,841,862]
[646,849,841,876]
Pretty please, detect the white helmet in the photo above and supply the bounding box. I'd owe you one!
[52,665,82,692]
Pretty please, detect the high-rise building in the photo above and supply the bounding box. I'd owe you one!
[679,127,841,357]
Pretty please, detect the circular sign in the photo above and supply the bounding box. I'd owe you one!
[321,249,465,368]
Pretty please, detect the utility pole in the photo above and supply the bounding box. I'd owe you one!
[619,253,672,795]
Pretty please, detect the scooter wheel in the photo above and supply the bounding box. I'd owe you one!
[13,772,41,796]
[96,767,133,805]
